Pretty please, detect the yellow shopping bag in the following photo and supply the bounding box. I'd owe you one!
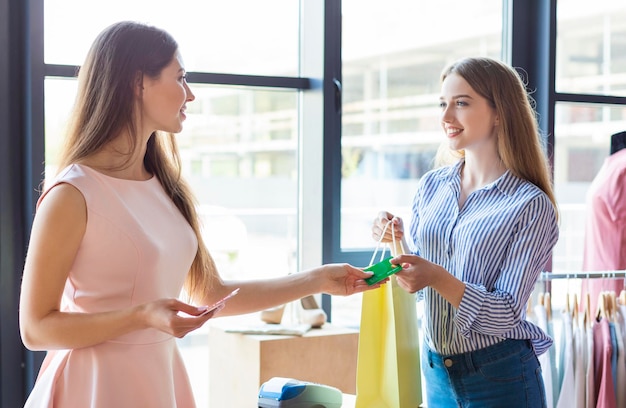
[355,238,422,407]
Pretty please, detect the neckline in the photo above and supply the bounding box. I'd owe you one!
[75,163,155,183]
[456,160,509,189]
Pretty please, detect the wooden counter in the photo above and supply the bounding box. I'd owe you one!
[208,324,358,407]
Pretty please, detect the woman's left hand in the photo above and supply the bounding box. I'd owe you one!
[390,254,441,293]
[317,263,384,296]
[391,254,465,308]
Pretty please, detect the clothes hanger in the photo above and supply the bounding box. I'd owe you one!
[605,291,613,322]
[596,273,612,322]
[545,292,552,321]
[608,271,616,321]
[620,275,626,305]
[572,293,579,327]
[565,273,571,315]
[596,291,607,322]
[584,292,591,330]
[610,291,618,323]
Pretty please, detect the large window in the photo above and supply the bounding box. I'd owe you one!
[46,80,300,280]
[340,0,503,251]
[555,1,626,97]
[552,3,626,273]
[44,0,299,75]
[43,2,308,406]
[334,0,504,326]
[553,103,626,271]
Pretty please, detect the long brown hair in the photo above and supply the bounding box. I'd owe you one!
[57,21,217,302]
[439,57,559,217]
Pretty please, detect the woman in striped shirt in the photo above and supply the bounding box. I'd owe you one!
[373,57,559,407]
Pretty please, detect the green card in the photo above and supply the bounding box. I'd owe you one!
[364,256,402,285]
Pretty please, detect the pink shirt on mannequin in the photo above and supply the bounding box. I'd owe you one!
[582,148,626,315]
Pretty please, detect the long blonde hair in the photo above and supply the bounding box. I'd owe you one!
[57,21,216,302]
[438,57,558,217]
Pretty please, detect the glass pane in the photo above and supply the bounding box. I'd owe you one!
[181,85,299,407]
[552,102,626,272]
[44,79,76,181]
[44,79,299,406]
[556,1,626,96]
[335,0,503,327]
[44,0,299,76]
[45,79,298,278]
[180,85,299,281]
[340,0,504,251]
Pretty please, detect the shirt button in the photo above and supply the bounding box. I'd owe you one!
[444,359,453,367]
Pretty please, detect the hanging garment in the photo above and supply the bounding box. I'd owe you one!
[587,323,596,408]
[611,318,626,408]
[608,323,618,401]
[547,315,559,407]
[573,322,586,408]
[593,318,617,408]
[534,303,554,408]
[556,311,576,408]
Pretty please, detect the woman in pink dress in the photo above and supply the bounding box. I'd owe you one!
[19,21,380,407]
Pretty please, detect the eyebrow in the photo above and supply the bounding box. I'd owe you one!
[439,94,474,100]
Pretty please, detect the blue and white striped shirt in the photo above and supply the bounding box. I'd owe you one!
[408,160,559,356]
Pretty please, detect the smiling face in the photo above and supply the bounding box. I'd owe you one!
[140,51,195,134]
[439,73,499,153]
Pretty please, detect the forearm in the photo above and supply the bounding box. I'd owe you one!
[21,306,144,351]
[206,268,323,317]
[431,268,466,309]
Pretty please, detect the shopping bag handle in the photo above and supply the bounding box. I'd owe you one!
[368,219,398,267]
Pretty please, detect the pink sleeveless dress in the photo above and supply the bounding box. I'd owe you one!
[24,164,199,408]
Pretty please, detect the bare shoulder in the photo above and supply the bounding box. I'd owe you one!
[35,182,87,231]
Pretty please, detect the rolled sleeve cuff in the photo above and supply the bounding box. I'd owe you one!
[454,283,486,337]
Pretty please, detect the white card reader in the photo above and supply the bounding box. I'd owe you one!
[258,377,342,408]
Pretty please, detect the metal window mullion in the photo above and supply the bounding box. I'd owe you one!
[45,64,310,90]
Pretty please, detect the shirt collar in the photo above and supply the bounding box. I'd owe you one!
[440,159,519,197]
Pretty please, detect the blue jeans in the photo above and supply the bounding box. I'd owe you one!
[422,339,547,408]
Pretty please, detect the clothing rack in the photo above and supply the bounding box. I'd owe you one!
[539,271,626,280]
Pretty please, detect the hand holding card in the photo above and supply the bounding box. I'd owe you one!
[364,256,402,285]
[198,288,240,316]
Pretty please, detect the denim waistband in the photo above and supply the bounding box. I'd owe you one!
[425,339,532,375]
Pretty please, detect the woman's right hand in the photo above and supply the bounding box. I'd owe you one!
[139,298,216,339]
[371,211,404,243]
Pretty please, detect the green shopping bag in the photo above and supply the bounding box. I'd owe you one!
[355,232,422,407]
